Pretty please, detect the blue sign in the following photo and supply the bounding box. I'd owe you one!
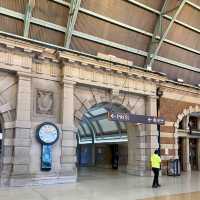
[108,112,165,125]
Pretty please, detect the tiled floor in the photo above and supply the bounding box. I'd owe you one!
[142,192,200,200]
[1,169,200,200]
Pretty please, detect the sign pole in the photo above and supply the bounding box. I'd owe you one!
[157,88,163,156]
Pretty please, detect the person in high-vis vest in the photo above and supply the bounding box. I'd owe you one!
[151,149,161,188]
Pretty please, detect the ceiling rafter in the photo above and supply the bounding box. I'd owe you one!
[145,0,170,69]
[146,0,187,70]
[73,30,200,73]
[186,1,200,10]
[125,0,199,33]
[23,0,35,37]
[64,0,81,48]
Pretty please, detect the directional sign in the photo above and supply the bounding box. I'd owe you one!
[108,112,165,125]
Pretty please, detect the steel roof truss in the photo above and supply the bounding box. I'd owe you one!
[23,0,35,37]
[64,0,81,48]
[146,0,187,70]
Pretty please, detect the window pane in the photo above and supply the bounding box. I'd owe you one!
[82,123,92,135]
[98,119,118,132]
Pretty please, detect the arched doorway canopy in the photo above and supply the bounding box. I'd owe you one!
[77,102,129,144]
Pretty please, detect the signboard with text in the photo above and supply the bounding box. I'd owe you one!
[108,112,165,125]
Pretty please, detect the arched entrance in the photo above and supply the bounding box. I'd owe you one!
[75,100,144,177]
[76,102,130,175]
[175,106,200,172]
[73,84,158,177]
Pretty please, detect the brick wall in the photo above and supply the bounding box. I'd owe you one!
[160,97,199,160]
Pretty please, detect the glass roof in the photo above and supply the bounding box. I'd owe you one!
[77,103,129,144]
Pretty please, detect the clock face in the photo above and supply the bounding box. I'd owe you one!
[37,123,59,145]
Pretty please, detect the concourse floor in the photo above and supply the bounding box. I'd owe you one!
[1,169,200,200]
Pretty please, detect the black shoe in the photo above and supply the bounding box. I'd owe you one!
[157,184,161,187]
[152,185,157,188]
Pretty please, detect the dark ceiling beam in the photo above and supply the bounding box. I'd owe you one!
[23,0,35,37]
[145,0,187,70]
[64,0,81,48]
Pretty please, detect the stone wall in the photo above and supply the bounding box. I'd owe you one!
[0,35,199,185]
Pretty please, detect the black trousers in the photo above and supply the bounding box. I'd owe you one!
[152,167,159,186]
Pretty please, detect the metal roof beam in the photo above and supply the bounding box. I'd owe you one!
[186,0,200,10]
[64,0,81,48]
[0,6,199,73]
[0,7,24,20]
[78,8,200,54]
[126,0,199,34]
[145,0,170,69]
[52,0,70,6]
[73,30,200,73]
[23,0,35,37]
[146,0,187,70]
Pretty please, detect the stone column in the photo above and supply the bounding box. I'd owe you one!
[12,72,32,184]
[145,96,158,175]
[60,79,77,182]
[182,116,189,130]
[182,137,191,172]
[127,123,141,175]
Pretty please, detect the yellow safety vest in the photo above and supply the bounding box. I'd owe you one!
[151,154,161,168]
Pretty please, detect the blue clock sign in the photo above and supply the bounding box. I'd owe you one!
[36,122,59,171]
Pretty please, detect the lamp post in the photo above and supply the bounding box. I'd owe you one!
[156,88,163,156]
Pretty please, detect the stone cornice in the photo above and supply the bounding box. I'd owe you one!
[0,35,166,83]
[161,81,200,96]
[0,34,198,96]
[0,35,43,53]
[58,51,167,83]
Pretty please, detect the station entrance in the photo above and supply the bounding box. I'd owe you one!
[76,102,129,176]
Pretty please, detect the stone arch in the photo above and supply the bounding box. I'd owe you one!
[74,91,134,127]
[173,105,200,159]
[174,105,200,129]
[74,85,149,175]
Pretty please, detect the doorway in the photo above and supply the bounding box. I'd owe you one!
[76,102,129,177]
[178,137,184,171]
[189,138,198,170]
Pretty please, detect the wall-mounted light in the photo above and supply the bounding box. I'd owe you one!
[177,78,184,83]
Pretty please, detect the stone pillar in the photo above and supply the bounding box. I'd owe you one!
[127,123,138,175]
[145,96,158,175]
[12,72,32,184]
[182,116,189,130]
[182,137,191,172]
[60,79,77,182]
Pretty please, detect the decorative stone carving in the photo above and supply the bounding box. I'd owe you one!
[36,90,54,115]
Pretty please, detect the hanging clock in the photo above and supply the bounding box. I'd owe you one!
[36,122,59,145]
[36,122,59,171]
